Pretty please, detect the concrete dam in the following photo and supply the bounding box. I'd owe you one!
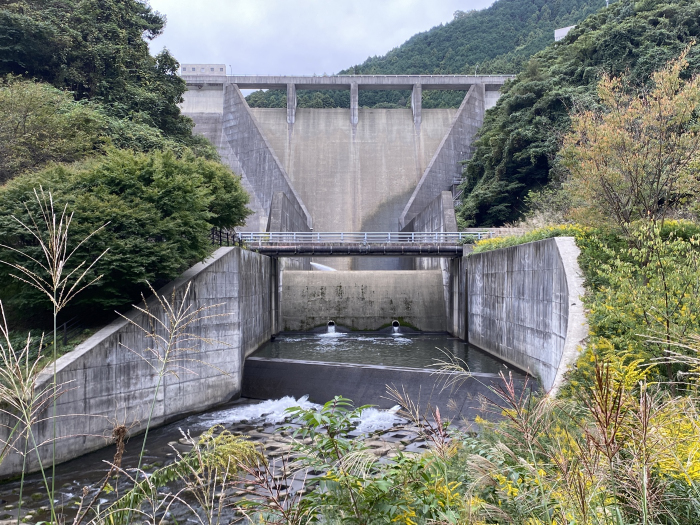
[180,71,511,269]
[0,70,588,478]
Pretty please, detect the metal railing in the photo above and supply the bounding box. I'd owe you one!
[236,231,492,244]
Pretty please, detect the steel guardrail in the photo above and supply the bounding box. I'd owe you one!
[235,231,492,244]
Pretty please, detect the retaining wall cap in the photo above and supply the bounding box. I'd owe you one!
[550,237,588,397]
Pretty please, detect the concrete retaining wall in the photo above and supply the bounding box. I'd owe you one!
[281,270,446,332]
[0,248,277,478]
[464,237,586,393]
[400,85,485,228]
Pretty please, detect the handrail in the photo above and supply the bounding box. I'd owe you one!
[235,231,492,244]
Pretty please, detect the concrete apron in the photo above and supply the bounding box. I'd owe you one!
[242,357,535,424]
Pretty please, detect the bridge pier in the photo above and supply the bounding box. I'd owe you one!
[286,83,297,126]
[350,81,358,128]
[411,83,422,131]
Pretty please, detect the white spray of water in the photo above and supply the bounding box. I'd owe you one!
[328,324,336,334]
[392,326,400,334]
[354,405,403,433]
[311,262,337,271]
[197,395,320,426]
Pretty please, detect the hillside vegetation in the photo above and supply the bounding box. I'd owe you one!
[459,0,700,226]
[247,0,606,109]
[0,0,251,326]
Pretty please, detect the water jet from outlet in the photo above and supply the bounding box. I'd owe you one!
[327,320,336,334]
[392,320,400,334]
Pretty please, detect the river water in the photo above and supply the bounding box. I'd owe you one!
[0,333,517,522]
[252,331,512,373]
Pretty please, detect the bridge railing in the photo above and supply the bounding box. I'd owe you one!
[236,231,493,245]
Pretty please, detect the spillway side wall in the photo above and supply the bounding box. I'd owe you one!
[267,191,312,271]
[0,248,276,478]
[221,85,312,229]
[400,84,485,228]
[464,237,586,393]
[281,270,446,332]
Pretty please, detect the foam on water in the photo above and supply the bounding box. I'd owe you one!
[196,395,320,426]
[317,332,346,339]
[354,405,404,433]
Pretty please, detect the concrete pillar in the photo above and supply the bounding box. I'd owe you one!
[350,81,358,127]
[411,83,422,130]
[286,83,297,125]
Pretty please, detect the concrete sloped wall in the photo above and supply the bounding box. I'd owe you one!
[400,84,485,228]
[221,85,312,231]
[465,237,587,393]
[0,248,276,478]
[281,270,446,332]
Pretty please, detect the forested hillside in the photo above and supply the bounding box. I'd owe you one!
[247,0,606,109]
[0,0,213,157]
[459,0,700,226]
[0,0,251,327]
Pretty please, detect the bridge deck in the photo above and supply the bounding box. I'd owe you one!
[221,231,491,257]
[182,74,514,90]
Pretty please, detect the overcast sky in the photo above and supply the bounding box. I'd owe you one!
[148,0,495,75]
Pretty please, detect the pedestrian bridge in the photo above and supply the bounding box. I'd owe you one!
[222,231,492,257]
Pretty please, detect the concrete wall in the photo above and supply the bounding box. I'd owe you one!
[251,107,457,270]
[221,85,312,230]
[400,85,485,228]
[0,248,277,478]
[266,191,311,271]
[281,270,446,331]
[181,81,503,244]
[267,191,311,234]
[463,237,587,393]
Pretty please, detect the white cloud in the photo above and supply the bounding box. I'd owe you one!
[148,0,495,75]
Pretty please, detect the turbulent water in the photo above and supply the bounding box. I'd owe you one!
[253,332,511,373]
[0,333,513,522]
[0,396,412,523]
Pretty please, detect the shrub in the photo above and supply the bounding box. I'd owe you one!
[0,149,250,323]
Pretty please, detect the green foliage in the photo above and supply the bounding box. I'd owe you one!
[581,223,700,384]
[472,221,700,387]
[105,425,261,525]
[247,0,606,110]
[0,149,250,321]
[0,76,105,182]
[459,0,700,226]
[249,397,468,524]
[461,367,700,524]
[0,0,216,161]
[0,0,190,139]
[562,46,700,232]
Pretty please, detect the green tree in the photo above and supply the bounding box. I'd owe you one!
[459,0,700,227]
[0,149,250,322]
[0,0,197,143]
[247,0,606,109]
[563,49,700,232]
[0,76,105,182]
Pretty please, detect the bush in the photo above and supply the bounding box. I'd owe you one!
[0,149,250,324]
[0,76,106,183]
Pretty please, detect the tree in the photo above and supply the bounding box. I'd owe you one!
[562,48,700,233]
[0,149,251,323]
[458,0,700,227]
[0,76,105,182]
[0,0,195,142]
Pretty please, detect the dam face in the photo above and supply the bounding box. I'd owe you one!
[252,107,455,234]
[180,73,512,269]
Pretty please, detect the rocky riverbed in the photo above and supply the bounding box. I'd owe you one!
[0,396,449,524]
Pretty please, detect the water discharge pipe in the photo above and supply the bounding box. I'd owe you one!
[391,320,400,334]
[327,320,336,334]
